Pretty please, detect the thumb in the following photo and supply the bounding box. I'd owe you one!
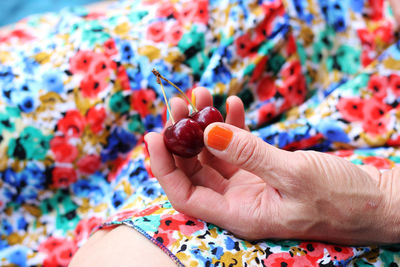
[204,123,300,190]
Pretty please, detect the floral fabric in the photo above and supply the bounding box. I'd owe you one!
[1,0,400,266]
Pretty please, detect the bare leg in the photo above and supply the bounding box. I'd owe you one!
[70,225,177,267]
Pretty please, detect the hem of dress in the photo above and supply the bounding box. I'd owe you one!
[101,220,185,267]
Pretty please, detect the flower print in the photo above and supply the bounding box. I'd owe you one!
[52,167,78,188]
[362,98,390,121]
[156,2,177,18]
[101,127,137,162]
[103,38,118,57]
[0,65,14,84]
[317,119,350,143]
[109,91,131,114]
[263,252,308,266]
[39,237,64,255]
[165,22,183,46]
[369,0,384,20]
[143,114,163,132]
[80,74,108,99]
[77,155,101,175]
[154,231,173,246]
[235,33,256,58]
[299,242,325,262]
[367,74,388,99]
[362,115,389,135]
[57,110,86,138]
[42,72,64,93]
[131,89,156,118]
[280,75,307,107]
[112,190,127,208]
[389,74,400,97]
[69,50,94,74]
[50,136,78,163]
[193,0,209,24]
[3,247,28,267]
[8,126,51,161]
[335,45,361,75]
[258,102,276,125]
[116,65,132,91]
[147,21,166,43]
[257,75,276,101]
[43,239,77,267]
[325,245,354,261]
[74,217,102,244]
[126,67,142,90]
[89,54,113,80]
[363,156,393,169]
[281,60,302,79]
[86,106,106,134]
[337,97,365,122]
[119,40,134,63]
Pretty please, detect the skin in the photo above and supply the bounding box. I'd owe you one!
[71,2,400,266]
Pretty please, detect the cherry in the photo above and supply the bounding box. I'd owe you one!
[190,106,224,130]
[163,118,204,157]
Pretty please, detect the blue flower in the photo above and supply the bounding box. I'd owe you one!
[72,173,109,204]
[0,65,14,84]
[23,56,39,74]
[169,72,191,92]
[119,40,134,63]
[1,218,13,235]
[42,72,64,93]
[112,190,126,208]
[126,67,143,90]
[317,119,350,143]
[101,127,137,162]
[143,114,163,132]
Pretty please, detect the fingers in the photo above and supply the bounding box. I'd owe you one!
[192,87,213,110]
[145,132,229,225]
[203,123,301,191]
[225,96,246,129]
[390,0,400,26]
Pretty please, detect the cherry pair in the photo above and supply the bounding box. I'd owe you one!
[152,69,223,158]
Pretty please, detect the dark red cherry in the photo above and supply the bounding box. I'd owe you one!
[163,118,204,158]
[190,106,224,130]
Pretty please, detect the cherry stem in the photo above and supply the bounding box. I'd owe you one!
[152,69,198,112]
[154,72,175,124]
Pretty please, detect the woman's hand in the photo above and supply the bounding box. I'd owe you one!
[145,88,400,245]
[390,0,400,25]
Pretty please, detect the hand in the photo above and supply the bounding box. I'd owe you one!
[145,88,400,245]
[390,0,400,25]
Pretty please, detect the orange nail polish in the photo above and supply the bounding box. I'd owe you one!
[191,90,196,106]
[207,126,233,151]
[226,101,229,114]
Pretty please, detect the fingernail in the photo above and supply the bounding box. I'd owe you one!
[226,101,229,114]
[207,125,233,151]
[191,89,196,106]
[144,138,149,155]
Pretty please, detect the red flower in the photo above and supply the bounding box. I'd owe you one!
[374,21,393,44]
[52,167,78,188]
[299,242,325,262]
[367,74,388,99]
[368,0,384,21]
[132,89,156,118]
[258,102,276,125]
[86,106,106,134]
[165,22,183,46]
[326,245,354,261]
[257,76,276,101]
[39,237,64,254]
[80,74,107,99]
[116,65,131,91]
[57,110,86,138]
[74,217,103,244]
[156,2,177,18]
[281,60,302,79]
[53,239,78,267]
[89,54,112,79]
[263,252,313,267]
[179,0,208,24]
[50,137,78,163]
[334,150,355,158]
[363,156,392,169]
[153,231,173,246]
[389,74,400,97]
[69,51,95,74]
[361,48,374,67]
[251,56,268,82]
[0,29,34,43]
[362,116,389,135]
[279,75,307,107]
[337,97,365,122]
[77,154,101,175]
[235,33,256,58]
[104,39,118,57]
[362,98,390,121]
[147,21,166,43]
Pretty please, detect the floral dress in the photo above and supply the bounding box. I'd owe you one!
[1,0,400,266]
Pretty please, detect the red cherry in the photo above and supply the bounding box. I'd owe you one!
[164,118,204,158]
[190,106,224,130]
